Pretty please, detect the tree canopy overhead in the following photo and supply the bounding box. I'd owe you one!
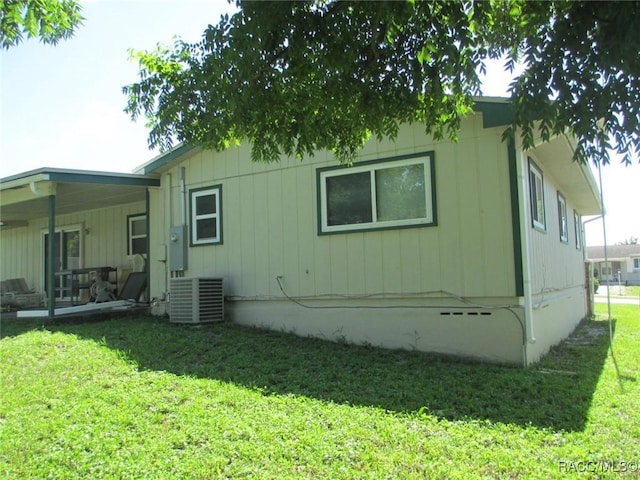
[0,0,83,49]
[124,0,640,166]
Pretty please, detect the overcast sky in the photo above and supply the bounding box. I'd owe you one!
[1,0,638,245]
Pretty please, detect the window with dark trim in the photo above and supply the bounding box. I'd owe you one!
[190,185,222,245]
[528,159,546,231]
[557,192,568,243]
[574,210,582,250]
[317,152,436,234]
[127,213,147,255]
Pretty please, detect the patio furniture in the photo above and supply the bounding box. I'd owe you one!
[1,278,44,310]
[54,267,117,305]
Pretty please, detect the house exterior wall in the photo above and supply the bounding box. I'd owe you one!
[523,285,587,363]
[0,201,145,295]
[624,257,640,285]
[521,151,590,363]
[525,152,587,292]
[149,115,528,363]
[150,116,517,300]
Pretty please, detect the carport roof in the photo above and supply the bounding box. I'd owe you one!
[0,168,160,228]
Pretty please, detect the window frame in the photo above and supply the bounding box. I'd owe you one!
[316,152,437,235]
[557,192,568,243]
[528,158,546,232]
[189,185,223,246]
[574,210,582,250]
[633,258,640,269]
[127,213,147,256]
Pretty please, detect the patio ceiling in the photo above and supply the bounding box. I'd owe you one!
[0,168,160,228]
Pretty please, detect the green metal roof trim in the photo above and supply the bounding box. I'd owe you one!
[473,100,516,128]
[0,168,160,190]
[46,171,160,187]
[141,144,196,175]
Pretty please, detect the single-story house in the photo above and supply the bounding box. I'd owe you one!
[0,98,602,365]
[587,244,640,285]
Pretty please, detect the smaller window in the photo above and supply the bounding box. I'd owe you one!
[633,258,640,269]
[190,185,222,245]
[557,192,568,243]
[528,159,546,231]
[127,214,147,255]
[574,210,582,250]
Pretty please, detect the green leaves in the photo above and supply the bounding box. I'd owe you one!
[124,0,640,166]
[0,0,83,49]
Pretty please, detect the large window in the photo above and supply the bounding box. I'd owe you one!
[127,214,147,255]
[190,185,222,245]
[557,192,568,243]
[317,153,436,234]
[528,159,546,231]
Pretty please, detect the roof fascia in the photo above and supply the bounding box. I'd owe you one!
[1,169,159,191]
[472,97,515,128]
[140,144,196,175]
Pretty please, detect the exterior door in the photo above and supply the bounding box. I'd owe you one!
[43,227,81,299]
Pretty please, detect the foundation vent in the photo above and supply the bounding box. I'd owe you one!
[440,311,493,316]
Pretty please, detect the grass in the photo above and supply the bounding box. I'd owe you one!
[616,285,640,298]
[1,304,638,479]
[599,284,640,298]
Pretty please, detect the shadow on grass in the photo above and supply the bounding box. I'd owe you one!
[1,313,613,432]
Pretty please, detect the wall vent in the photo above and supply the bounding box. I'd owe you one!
[440,311,493,316]
[169,277,224,323]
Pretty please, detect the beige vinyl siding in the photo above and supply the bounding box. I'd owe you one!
[0,201,145,292]
[151,115,517,301]
[525,154,586,294]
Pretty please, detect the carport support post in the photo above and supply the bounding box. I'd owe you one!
[47,194,56,319]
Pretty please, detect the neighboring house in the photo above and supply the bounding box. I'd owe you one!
[134,97,601,365]
[587,244,640,285]
[0,168,159,312]
[0,98,602,365]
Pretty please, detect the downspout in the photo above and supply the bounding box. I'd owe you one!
[179,167,186,226]
[165,172,172,289]
[30,182,44,196]
[514,148,536,364]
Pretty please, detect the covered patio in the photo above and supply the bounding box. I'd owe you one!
[0,168,160,318]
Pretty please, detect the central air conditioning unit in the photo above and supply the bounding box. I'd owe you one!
[169,277,224,324]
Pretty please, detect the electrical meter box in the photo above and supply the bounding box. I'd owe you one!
[169,225,188,271]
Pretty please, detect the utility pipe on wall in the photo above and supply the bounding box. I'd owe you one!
[515,148,537,357]
[179,167,186,226]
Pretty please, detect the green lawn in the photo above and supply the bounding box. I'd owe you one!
[613,285,640,298]
[1,304,638,479]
